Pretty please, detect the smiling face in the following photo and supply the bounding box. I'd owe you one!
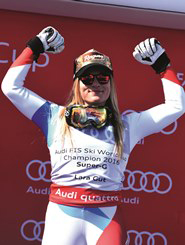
[79,67,111,106]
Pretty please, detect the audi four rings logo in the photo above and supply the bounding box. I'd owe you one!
[123,169,172,194]
[26,160,51,182]
[20,220,45,241]
[20,221,168,245]
[127,230,167,245]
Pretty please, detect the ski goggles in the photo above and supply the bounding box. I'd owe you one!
[65,105,112,129]
[79,74,110,85]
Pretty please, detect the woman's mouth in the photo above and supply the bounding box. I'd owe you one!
[89,89,103,93]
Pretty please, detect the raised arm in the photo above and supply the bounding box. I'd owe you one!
[1,26,64,120]
[127,38,185,148]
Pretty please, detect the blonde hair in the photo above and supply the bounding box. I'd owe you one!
[59,76,124,159]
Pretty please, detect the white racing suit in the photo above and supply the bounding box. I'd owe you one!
[1,47,185,245]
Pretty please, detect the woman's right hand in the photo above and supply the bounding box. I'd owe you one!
[27,26,64,60]
[37,26,65,54]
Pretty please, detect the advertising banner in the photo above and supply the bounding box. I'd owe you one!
[81,0,185,13]
[0,9,185,245]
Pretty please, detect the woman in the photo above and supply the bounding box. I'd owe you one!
[1,26,185,245]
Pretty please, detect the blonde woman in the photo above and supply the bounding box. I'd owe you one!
[2,27,185,245]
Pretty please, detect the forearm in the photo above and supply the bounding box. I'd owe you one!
[150,67,185,127]
[1,47,46,119]
[128,67,185,149]
[161,67,185,112]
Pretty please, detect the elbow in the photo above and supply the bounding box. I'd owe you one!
[174,104,185,118]
[167,97,185,118]
[1,77,16,99]
[179,92,185,115]
[1,78,10,97]
[1,78,9,96]
[178,97,185,115]
[181,105,185,115]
